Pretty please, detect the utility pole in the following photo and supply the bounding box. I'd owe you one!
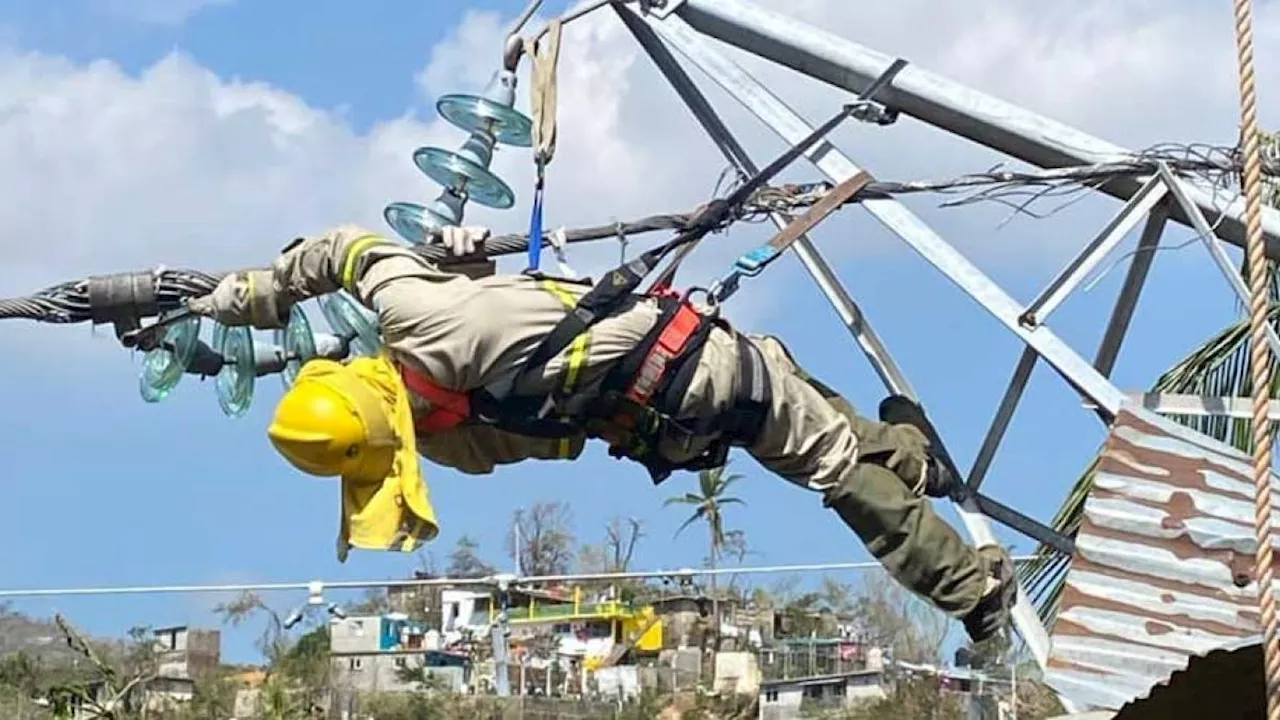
[491,574,515,697]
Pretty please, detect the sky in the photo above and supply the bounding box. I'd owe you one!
[0,0,1277,665]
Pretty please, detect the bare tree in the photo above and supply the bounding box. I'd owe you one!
[508,502,577,577]
[213,591,329,718]
[47,615,158,720]
[850,573,949,664]
[604,517,644,573]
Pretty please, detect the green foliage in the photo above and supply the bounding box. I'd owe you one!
[212,591,330,717]
[346,588,391,615]
[274,624,329,692]
[664,462,746,574]
[359,690,505,720]
[679,689,756,719]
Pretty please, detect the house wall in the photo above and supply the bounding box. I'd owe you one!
[846,672,887,703]
[714,652,760,696]
[758,686,804,720]
[233,687,261,719]
[329,616,383,654]
[152,627,221,680]
[185,630,222,676]
[593,666,639,700]
[331,653,423,695]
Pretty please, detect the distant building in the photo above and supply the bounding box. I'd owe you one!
[153,625,221,680]
[329,613,433,696]
[756,640,888,719]
[67,625,222,720]
[758,669,887,720]
[147,625,221,709]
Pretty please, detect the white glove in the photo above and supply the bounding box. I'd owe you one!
[438,225,491,256]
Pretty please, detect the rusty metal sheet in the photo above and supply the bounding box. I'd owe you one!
[1044,402,1279,712]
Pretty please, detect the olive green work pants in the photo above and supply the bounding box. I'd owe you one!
[740,334,989,619]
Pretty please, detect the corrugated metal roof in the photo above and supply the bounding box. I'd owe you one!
[1044,403,1278,712]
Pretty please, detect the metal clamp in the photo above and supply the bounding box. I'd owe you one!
[848,57,908,126]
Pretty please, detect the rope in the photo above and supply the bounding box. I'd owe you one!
[1231,0,1280,715]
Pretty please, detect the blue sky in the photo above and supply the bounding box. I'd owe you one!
[0,0,1275,665]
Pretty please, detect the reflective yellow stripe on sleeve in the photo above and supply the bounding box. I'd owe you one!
[539,279,591,459]
[245,271,259,327]
[340,235,393,295]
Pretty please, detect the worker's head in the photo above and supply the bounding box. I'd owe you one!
[267,356,438,560]
[268,358,397,481]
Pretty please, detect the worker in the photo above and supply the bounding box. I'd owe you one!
[187,223,1016,643]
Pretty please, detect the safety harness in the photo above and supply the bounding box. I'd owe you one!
[391,95,885,483]
[398,281,771,485]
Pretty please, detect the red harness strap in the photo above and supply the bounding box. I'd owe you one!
[400,298,704,436]
[624,301,702,409]
[399,365,471,434]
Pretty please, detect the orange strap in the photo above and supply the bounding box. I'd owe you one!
[400,365,471,434]
[401,300,703,435]
[625,302,702,407]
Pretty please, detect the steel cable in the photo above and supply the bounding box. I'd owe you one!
[0,154,1274,325]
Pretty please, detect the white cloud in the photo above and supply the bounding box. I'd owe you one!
[0,0,1275,336]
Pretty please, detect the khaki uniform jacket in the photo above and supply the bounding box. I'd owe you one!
[194,227,1000,619]
[196,225,733,474]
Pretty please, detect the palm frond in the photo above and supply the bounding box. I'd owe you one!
[1017,456,1099,626]
[718,473,744,493]
[663,493,703,507]
[699,465,720,497]
[675,507,707,538]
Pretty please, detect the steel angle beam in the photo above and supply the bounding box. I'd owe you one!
[1156,163,1280,363]
[669,0,1280,259]
[1094,204,1169,378]
[614,4,914,397]
[967,347,1038,493]
[639,9,1127,418]
[1020,174,1169,327]
[1125,391,1280,421]
[625,5,1064,673]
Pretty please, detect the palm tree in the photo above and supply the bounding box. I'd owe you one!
[664,462,746,576]
[665,462,747,654]
[1021,130,1280,625]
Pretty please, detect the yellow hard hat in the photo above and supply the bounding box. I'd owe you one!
[267,356,439,561]
[268,359,397,483]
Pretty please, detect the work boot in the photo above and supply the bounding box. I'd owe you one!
[877,395,962,499]
[962,544,1017,643]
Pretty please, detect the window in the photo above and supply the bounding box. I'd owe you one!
[348,658,363,671]
[394,657,407,669]
[764,689,779,703]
